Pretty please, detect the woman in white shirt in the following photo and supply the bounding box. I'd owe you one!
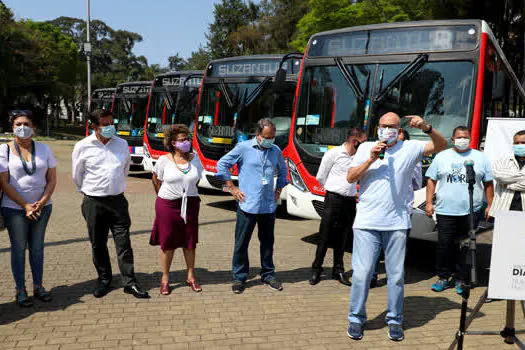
[0,111,57,307]
[150,124,204,295]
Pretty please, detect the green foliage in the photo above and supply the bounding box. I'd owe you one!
[206,0,259,58]
[184,46,213,70]
[168,53,186,71]
[47,16,151,88]
[257,0,309,52]
[292,0,432,51]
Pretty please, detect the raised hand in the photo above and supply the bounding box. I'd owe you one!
[405,115,430,132]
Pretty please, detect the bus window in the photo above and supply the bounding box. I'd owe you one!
[481,42,525,143]
[295,64,372,156]
[372,61,475,141]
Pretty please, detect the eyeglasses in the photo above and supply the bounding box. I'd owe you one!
[9,110,33,117]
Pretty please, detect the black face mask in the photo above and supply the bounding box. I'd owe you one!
[354,140,362,150]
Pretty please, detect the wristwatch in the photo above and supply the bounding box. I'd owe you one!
[423,125,433,134]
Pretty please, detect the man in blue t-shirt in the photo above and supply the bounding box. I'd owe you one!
[425,126,494,294]
[346,112,448,342]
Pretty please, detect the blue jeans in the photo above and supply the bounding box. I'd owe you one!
[232,208,276,282]
[3,205,52,290]
[349,229,407,325]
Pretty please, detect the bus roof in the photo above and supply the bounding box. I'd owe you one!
[116,81,152,88]
[310,19,490,39]
[207,54,288,65]
[92,88,115,93]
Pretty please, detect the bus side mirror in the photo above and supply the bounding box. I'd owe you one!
[274,69,287,93]
[492,71,506,100]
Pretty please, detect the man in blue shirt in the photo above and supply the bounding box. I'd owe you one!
[425,126,494,294]
[216,118,288,294]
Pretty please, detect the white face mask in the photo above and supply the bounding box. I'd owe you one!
[454,138,470,151]
[377,127,399,145]
[14,125,34,139]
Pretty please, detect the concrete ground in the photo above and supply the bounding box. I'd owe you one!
[0,140,521,350]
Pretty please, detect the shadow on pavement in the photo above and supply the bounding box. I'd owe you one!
[301,232,493,286]
[206,199,308,221]
[142,267,313,293]
[365,295,487,331]
[0,216,238,254]
[128,171,152,179]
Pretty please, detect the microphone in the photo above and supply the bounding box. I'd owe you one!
[378,139,387,160]
[464,159,475,185]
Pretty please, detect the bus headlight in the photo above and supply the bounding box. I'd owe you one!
[286,159,308,192]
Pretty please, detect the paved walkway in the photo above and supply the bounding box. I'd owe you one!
[0,141,521,349]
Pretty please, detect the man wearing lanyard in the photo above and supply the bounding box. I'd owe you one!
[72,109,149,299]
[216,118,289,294]
[309,127,367,286]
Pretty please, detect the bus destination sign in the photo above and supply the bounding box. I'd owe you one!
[160,76,202,88]
[309,25,479,57]
[121,85,151,95]
[210,59,298,77]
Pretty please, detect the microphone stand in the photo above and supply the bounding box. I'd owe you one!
[455,177,477,350]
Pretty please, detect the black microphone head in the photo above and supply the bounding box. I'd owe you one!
[464,159,474,167]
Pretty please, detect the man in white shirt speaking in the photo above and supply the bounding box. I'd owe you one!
[346,112,447,342]
[72,109,149,299]
[310,128,367,286]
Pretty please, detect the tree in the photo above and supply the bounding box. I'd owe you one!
[47,17,150,88]
[258,0,309,52]
[206,0,259,58]
[291,0,431,51]
[183,45,213,70]
[168,53,186,71]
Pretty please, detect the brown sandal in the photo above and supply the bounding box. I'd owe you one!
[160,282,170,295]
[186,279,202,293]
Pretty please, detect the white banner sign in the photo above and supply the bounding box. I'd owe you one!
[488,210,525,300]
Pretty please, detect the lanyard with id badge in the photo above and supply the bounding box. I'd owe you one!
[258,147,272,187]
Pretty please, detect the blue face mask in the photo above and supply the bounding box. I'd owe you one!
[99,125,116,139]
[259,137,275,149]
[514,144,525,157]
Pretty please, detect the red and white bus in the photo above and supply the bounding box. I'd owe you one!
[285,20,525,238]
[143,71,203,172]
[113,81,152,169]
[86,88,115,136]
[192,54,302,190]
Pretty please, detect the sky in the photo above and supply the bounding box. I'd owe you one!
[4,0,219,67]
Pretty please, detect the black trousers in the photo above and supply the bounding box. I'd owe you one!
[312,191,356,274]
[435,212,480,281]
[81,194,136,286]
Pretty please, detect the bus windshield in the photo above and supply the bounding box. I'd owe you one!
[196,80,296,150]
[295,60,474,158]
[90,98,112,111]
[146,87,200,141]
[113,95,149,137]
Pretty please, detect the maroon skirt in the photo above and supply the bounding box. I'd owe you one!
[150,196,200,250]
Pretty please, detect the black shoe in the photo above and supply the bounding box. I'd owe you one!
[333,272,352,286]
[123,284,150,299]
[93,281,111,298]
[262,278,283,291]
[232,281,245,294]
[33,286,52,302]
[16,290,33,308]
[309,270,321,285]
